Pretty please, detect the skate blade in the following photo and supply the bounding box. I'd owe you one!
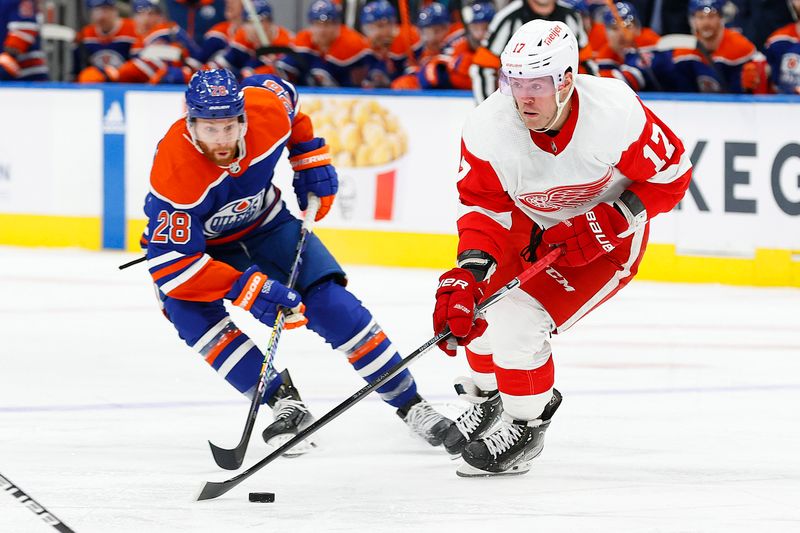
[455,460,533,478]
[265,434,318,458]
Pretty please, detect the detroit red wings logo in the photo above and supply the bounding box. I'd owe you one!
[517,168,613,212]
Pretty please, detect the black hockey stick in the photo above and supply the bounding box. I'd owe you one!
[208,195,321,470]
[118,255,146,270]
[195,246,563,500]
[0,470,75,532]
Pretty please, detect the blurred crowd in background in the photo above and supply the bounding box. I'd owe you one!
[2,0,800,97]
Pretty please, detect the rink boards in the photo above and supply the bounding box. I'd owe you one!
[0,83,798,286]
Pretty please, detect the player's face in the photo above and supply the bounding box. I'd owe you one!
[134,9,162,36]
[310,21,341,49]
[363,19,398,49]
[606,22,639,51]
[224,0,243,23]
[692,9,722,41]
[193,117,242,166]
[509,75,558,129]
[91,6,118,33]
[421,24,448,50]
[467,21,490,45]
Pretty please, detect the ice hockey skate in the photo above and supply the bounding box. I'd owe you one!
[457,389,562,477]
[443,378,503,457]
[262,370,317,457]
[397,394,454,447]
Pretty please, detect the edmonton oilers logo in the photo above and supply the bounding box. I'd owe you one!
[205,191,265,236]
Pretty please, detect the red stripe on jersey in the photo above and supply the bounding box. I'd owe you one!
[466,348,494,374]
[494,355,554,396]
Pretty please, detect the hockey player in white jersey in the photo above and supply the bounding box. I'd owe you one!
[433,20,692,476]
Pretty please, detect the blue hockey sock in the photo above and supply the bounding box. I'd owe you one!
[190,316,283,403]
[303,280,418,408]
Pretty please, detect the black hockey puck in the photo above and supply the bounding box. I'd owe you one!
[249,492,275,503]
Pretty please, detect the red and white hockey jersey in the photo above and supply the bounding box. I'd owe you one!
[457,74,692,262]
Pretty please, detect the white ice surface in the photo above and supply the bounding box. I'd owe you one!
[1,246,799,533]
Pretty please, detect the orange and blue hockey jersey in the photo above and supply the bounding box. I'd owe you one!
[764,23,800,94]
[73,17,138,78]
[209,23,293,79]
[142,76,317,301]
[366,26,421,86]
[278,24,373,87]
[116,21,203,83]
[197,20,237,63]
[651,28,759,93]
[594,27,660,91]
[0,0,46,80]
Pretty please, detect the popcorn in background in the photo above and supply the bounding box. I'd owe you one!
[303,99,408,168]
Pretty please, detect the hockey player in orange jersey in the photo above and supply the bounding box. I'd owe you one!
[74,0,138,82]
[593,2,661,91]
[96,0,204,84]
[360,0,421,87]
[432,20,691,476]
[651,0,767,93]
[391,2,494,91]
[277,0,372,87]
[205,0,293,79]
[196,0,244,64]
[142,68,453,451]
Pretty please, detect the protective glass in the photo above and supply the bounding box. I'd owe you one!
[499,72,556,98]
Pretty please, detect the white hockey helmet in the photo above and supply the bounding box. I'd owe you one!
[499,20,579,131]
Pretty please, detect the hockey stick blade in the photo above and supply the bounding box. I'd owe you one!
[208,434,248,471]
[206,196,320,470]
[195,247,562,500]
[196,328,449,501]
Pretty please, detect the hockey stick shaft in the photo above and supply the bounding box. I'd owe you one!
[0,471,75,532]
[397,0,417,68]
[241,0,271,47]
[208,195,321,470]
[196,247,562,500]
[118,255,145,270]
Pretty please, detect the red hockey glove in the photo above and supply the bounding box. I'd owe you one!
[226,266,307,330]
[542,203,629,268]
[433,268,488,356]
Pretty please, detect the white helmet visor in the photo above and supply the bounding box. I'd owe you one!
[499,71,556,98]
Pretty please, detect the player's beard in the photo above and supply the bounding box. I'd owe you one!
[198,140,239,167]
